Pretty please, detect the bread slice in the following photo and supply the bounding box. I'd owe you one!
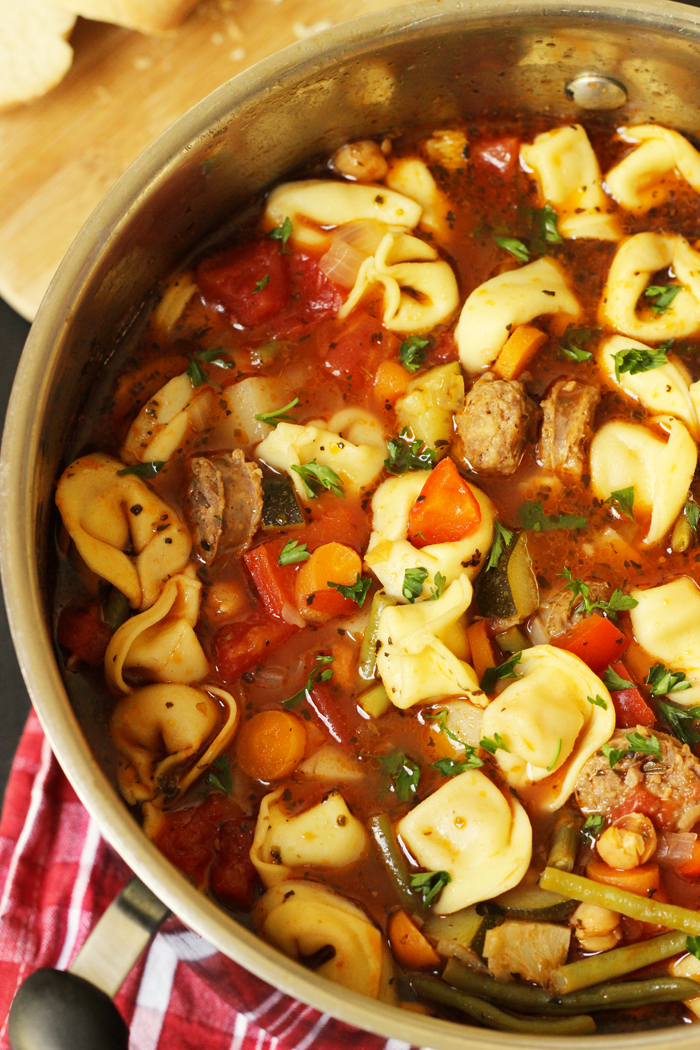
[0,0,76,112]
[49,0,201,33]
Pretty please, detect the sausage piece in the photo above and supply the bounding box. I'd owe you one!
[538,379,600,476]
[453,372,538,475]
[186,450,263,563]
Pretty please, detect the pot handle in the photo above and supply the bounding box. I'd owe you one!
[7,875,169,1050]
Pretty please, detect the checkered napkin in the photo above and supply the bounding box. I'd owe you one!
[0,710,412,1050]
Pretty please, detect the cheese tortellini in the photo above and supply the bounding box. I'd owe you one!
[338,231,459,332]
[256,420,386,499]
[479,646,615,811]
[376,575,481,710]
[395,362,464,455]
[110,682,238,805]
[630,578,700,705]
[105,568,208,692]
[250,789,367,888]
[606,125,700,214]
[455,257,581,373]
[520,124,620,240]
[385,157,452,239]
[398,769,532,914]
[56,453,191,610]
[599,233,700,341]
[254,881,394,1000]
[121,373,214,465]
[590,419,697,546]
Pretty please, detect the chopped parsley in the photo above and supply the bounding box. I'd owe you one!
[282,654,334,709]
[268,216,293,252]
[481,652,522,693]
[254,397,300,427]
[402,566,429,603]
[253,274,270,293]
[197,347,234,367]
[559,326,596,362]
[604,486,635,522]
[658,701,700,748]
[425,708,467,748]
[580,814,605,846]
[587,694,608,710]
[400,336,430,373]
[494,236,529,263]
[278,540,310,565]
[612,345,670,382]
[603,667,634,692]
[539,204,563,244]
[427,571,447,602]
[186,354,207,388]
[206,755,232,795]
[644,284,681,316]
[486,521,515,571]
[602,731,662,768]
[646,663,692,696]
[410,870,452,908]
[559,568,638,622]
[686,498,699,535]
[480,732,510,755]
[370,751,421,801]
[601,742,628,769]
[291,459,344,498]
[117,460,166,478]
[687,935,700,961]
[327,573,372,607]
[186,347,235,387]
[433,754,483,776]
[518,500,587,532]
[385,428,437,474]
[547,738,563,772]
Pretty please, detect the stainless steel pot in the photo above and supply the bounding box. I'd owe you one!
[4,0,700,1045]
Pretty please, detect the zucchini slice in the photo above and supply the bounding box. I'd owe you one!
[476,532,539,621]
[493,880,576,922]
[261,476,304,528]
[423,904,503,958]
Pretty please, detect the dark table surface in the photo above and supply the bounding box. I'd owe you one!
[0,299,33,802]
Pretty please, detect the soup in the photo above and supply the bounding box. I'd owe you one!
[53,116,700,1034]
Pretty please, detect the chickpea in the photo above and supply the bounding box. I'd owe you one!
[597,813,657,870]
[571,902,622,953]
[330,140,388,182]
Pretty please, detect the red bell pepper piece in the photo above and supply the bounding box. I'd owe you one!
[407,457,481,548]
[607,660,655,727]
[553,613,628,674]
[56,606,113,667]
[305,681,363,747]
[243,539,298,619]
[213,616,299,681]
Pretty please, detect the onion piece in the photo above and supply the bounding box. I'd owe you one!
[319,238,367,289]
[656,831,697,867]
[280,602,305,628]
[333,219,394,255]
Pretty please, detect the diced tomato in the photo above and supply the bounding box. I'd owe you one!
[323,313,398,391]
[428,330,458,364]
[197,241,290,327]
[306,680,363,747]
[407,458,481,548]
[243,539,299,619]
[553,613,628,673]
[607,660,655,727]
[57,606,113,667]
[213,616,299,681]
[612,787,680,831]
[210,818,257,908]
[274,252,344,339]
[473,137,520,178]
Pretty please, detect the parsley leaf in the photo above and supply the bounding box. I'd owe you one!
[433,754,483,776]
[644,284,681,316]
[385,428,437,474]
[206,755,232,795]
[687,936,700,961]
[601,742,627,769]
[187,354,207,388]
[402,566,428,603]
[481,652,522,694]
[605,486,635,522]
[539,204,563,244]
[480,732,510,754]
[559,326,596,362]
[371,751,421,801]
[117,460,166,478]
[559,568,638,621]
[547,738,563,772]
[518,500,586,532]
[282,654,334,709]
[254,397,300,427]
[269,216,293,252]
[410,870,452,907]
[646,663,692,696]
[587,694,608,710]
[253,274,270,293]
[400,336,430,373]
[425,708,467,748]
[626,731,662,760]
[427,571,447,602]
[494,236,529,263]
[580,814,605,845]
[328,572,372,607]
[196,347,234,368]
[686,498,699,535]
[603,667,634,692]
[658,701,700,747]
[612,345,670,382]
[187,348,234,387]
[487,521,515,571]
[291,459,344,498]
[278,540,310,565]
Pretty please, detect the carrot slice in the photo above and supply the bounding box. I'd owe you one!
[587,859,660,896]
[553,613,628,673]
[493,324,547,380]
[466,619,495,682]
[408,458,481,548]
[295,541,362,623]
[677,841,700,879]
[235,710,307,781]
[388,909,441,970]
[374,360,410,405]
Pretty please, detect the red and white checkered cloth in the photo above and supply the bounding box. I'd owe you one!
[0,710,415,1050]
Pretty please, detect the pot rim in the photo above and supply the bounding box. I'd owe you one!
[4,0,700,1045]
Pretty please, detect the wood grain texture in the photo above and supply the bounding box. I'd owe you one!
[0,0,410,319]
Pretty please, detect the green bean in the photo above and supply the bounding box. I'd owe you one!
[368,813,417,911]
[548,931,688,995]
[410,975,596,1035]
[546,809,581,873]
[541,866,700,936]
[359,591,397,680]
[102,587,130,631]
[442,958,698,1014]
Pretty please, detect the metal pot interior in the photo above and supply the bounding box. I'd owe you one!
[4,1,700,1046]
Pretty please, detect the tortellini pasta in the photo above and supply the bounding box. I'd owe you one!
[455,257,581,373]
[590,419,697,546]
[254,881,394,1000]
[630,578,700,705]
[151,271,197,332]
[365,470,495,597]
[255,420,386,499]
[520,125,620,240]
[376,575,480,710]
[385,157,452,239]
[395,363,464,454]
[263,179,421,247]
[397,769,532,914]
[250,789,367,888]
[110,682,238,805]
[479,646,615,811]
[56,453,191,610]
[338,231,459,332]
[598,334,700,438]
[599,233,700,341]
[105,568,208,692]
[605,125,700,214]
[323,408,386,449]
[121,373,214,465]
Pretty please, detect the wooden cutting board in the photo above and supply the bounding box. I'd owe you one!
[0,0,411,320]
